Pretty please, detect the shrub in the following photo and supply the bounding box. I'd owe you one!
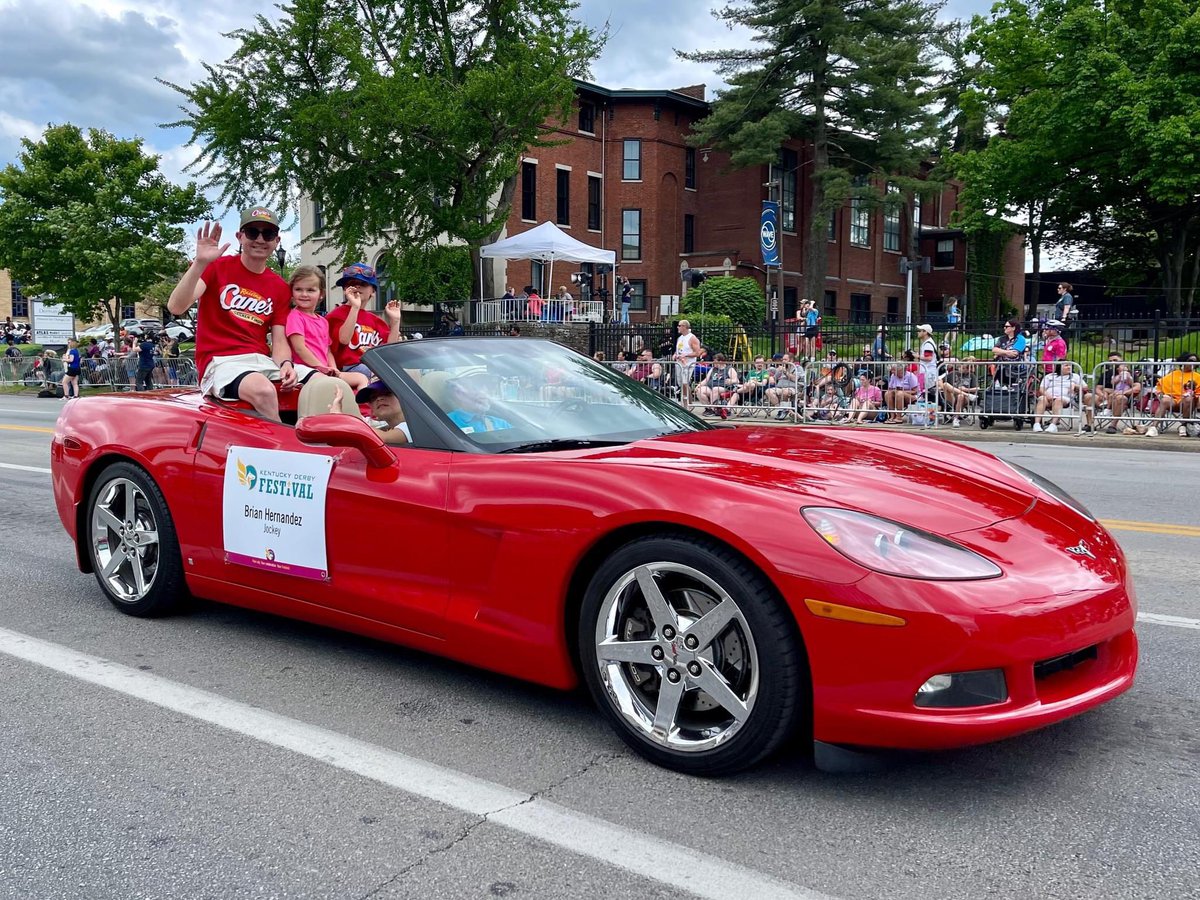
[681,277,766,327]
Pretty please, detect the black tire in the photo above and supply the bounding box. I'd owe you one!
[832,363,852,389]
[979,416,992,430]
[85,462,188,617]
[1013,419,1024,431]
[578,534,806,776]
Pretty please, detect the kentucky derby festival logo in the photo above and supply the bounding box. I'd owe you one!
[236,459,258,490]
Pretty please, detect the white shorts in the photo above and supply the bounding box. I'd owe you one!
[200,353,314,399]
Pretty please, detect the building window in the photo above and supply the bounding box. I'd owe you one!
[521,161,537,221]
[883,183,902,252]
[886,296,899,323]
[11,281,27,318]
[850,198,870,247]
[587,176,602,231]
[683,214,695,254]
[935,238,955,268]
[828,209,838,242]
[623,140,641,180]
[531,260,545,296]
[556,168,570,226]
[783,286,798,320]
[772,149,798,232]
[313,201,324,232]
[685,148,696,189]
[578,101,595,134]
[850,293,871,324]
[121,303,136,320]
[913,195,922,229]
[622,209,641,260]
[629,279,647,311]
[823,290,838,316]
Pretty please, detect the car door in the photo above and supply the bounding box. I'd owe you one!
[190,404,452,638]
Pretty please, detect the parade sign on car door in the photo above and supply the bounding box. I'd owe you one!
[222,447,333,580]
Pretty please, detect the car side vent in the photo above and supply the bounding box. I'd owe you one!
[1034,644,1098,680]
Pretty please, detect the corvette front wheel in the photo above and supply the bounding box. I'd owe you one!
[86,462,187,617]
[579,535,806,776]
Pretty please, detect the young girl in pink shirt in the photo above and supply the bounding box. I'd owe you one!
[286,266,368,392]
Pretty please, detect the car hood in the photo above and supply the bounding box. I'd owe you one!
[602,426,1037,534]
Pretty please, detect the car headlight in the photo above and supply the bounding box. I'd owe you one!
[1003,461,1094,521]
[800,508,1002,580]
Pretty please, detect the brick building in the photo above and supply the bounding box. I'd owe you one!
[502,80,1024,326]
[1,269,29,325]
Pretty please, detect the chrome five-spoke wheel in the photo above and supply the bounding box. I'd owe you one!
[580,535,806,775]
[594,561,759,754]
[86,462,186,616]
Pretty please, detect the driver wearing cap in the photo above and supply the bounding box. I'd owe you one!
[355,379,411,444]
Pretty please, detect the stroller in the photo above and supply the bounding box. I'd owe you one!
[978,363,1033,430]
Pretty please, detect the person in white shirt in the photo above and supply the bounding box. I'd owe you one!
[1033,368,1092,433]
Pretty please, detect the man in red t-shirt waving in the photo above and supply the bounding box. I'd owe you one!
[167,206,309,422]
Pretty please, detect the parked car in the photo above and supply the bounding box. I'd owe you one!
[161,320,195,342]
[124,318,165,337]
[49,337,1138,775]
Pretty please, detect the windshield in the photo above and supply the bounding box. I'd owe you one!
[368,337,707,450]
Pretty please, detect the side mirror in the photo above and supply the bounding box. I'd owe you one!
[296,414,396,469]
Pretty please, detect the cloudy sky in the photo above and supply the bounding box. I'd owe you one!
[0,0,990,245]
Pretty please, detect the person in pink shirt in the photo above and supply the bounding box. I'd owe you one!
[846,371,883,424]
[285,266,368,393]
[1041,319,1069,373]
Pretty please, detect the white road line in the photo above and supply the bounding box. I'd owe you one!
[0,407,60,415]
[0,462,50,474]
[0,626,829,900]
[1138,612,1200,631]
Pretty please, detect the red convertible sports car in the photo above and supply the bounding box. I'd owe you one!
[51,337,1137,775]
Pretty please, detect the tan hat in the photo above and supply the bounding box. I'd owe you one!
[917,323,933,333]
[239,206,279,229]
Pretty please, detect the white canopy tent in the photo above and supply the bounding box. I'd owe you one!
[479,221,616,302]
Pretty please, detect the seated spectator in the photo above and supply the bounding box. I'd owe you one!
[695,352,739,418]
[1135,353,1198,437]
[991,319,1028,385]
[1094,352,1142,434]
[1033,366,1090,433]
[629,349,664,390]
[845,371,883,424]
[766,352,799,419]
[940,359,980,428]
[735,355,770,409]
[593,350,606,363]
[813,382,843,421]
[884,364,919,424]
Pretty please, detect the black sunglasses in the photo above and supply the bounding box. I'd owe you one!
[242,226,279,241]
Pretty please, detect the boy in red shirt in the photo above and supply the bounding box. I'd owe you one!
[167,206,311,421]
[324,262,404,379]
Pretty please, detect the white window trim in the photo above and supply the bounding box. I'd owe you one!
[556,164,572,171]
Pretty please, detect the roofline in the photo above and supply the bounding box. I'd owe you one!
[572,79,709,112]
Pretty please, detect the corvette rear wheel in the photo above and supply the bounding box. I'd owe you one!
[579,535,806,775]
[87,462,187,617]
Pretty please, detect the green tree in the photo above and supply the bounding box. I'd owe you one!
[956,0,1200,315]
[682,276,766,327]
[682,0,949,303]
[165,0,602,298]
[388,244,473,307]
[0,125,209,328]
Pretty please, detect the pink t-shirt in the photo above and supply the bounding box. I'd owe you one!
[286,309,332,366]
[1042,335,1068,372]
[854,385,883,404]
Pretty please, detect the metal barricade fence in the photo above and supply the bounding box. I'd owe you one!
[0,353,198,392]
[1091,359,1200,437]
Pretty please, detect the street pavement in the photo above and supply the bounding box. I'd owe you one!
[0,393,1197,900]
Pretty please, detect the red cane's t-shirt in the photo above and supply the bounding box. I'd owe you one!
[194,256,290,378]
[326,303,389,369]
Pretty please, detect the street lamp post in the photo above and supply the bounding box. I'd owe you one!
[275,246,287,274]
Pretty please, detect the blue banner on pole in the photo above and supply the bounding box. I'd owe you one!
[760,201,780,267]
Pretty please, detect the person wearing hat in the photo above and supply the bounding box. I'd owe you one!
[325,262,404,380]
[916,323,939,399]
[1040,319,1068,373]
[355,379,411,444]
[167,206,312,422]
